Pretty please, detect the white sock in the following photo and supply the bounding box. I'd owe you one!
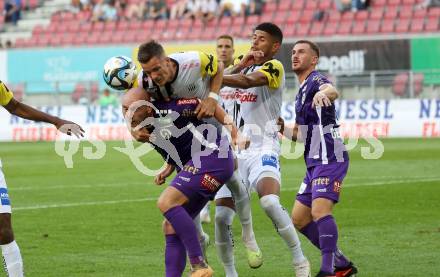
[226,170,259,252]
[260,194,306,264]
[215,206,238,277]
[1,241,24,277]
[193,215,207,239]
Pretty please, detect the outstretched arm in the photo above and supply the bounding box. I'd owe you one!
[3,98,84,137]
[223,71,268,89]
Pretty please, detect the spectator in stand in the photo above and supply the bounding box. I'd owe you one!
[196,0,217,23]
[169,0,187,19]
[125,0,144,20]
[99,88,118,107]
[182,0,197,18]
[417,0,440,8]
[68,0,82,13]
[3,0,21,25]
[144,0,167,20]
[335,0,351,12]
[351,0,368,11]
[219,0,248,17]
[91,0,118,21]
[248,0,265,15]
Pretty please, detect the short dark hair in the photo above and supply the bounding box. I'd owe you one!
[293,40,320,57]
[137,40,165,64]
[216,35,234,47]
[255,22,283,43]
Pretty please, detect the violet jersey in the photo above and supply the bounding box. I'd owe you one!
[148,98,227,171]
[134,51,218,101]
[294,71,348,168]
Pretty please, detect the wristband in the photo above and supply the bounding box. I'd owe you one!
[208,92,220,101]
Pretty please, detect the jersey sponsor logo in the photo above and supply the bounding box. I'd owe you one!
[178,176,191,182]
[181,62,200,70]
[262,155,277,168]
[183,165,199,174]
[203,53,215,74]
[316,188,327,193]
[177,99,198,105]
[312,177,330,186]
[0,188,10,206]
[201,174,221,192]
[262,62,280,78]
[333,181,341,193]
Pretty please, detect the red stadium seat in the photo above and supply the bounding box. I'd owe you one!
[79,22,92,33]
[310,22,324,36]
[28,0,39,9]
[218,16,232,28]
[341,12,355,22]
[278,0,292,11]
[323,21,338,36]
[425,17,439,31]
[49,35,62,47]
[67,21,79,33]
[73,33,88,45]
[413,8,427,18]
[388,0,401,6]
[299,10,314,23]
[123,31,137,43]
[168,19,179,29]
[37,35,50,46]
[337,22,352,34]
[263,1,277,12]
[402,0,417,4]
[283,23,296,37]
[355,10,369,20]
[370,7,384,20]
[72,83,86,103]
[410,18,424,32]
[180,18,192,29]
[396,19,410,32]
[328,12,341,22]
[128,20,142,30]
[201,27,216,40]
[305,0,318,10]
[155,19,167,31]
[428,7,440,17]
[193,19,204,29]
[247,15,260,26]
[399,5,413,19]
[14,38,27,48]
[261,11,274,22]
[371,0,387,6]
[142,19,154,30]
[286,11,302,25]
[187,27,203,40]
[61,33,75,45]
[57,24,68,34]
[92,21,104,32]
[85,33,100,45]
[32,25,44,36]
[273,11,288,26]
[117,20,129,31]
[27,37,38,47]
[98,32,113,44]
[296,23,310,37]
[384,6,399,19]
[380,19,395,33]
[352,21,366,34]
[111,31,125,44]
[233,16,245,26]
[104,21,116,32]
[414,73,424,96]
[319,0,333,10]
[292,0,305,10]
[392,73,408,97]
[366,20,381,33]
[76,10,91,22]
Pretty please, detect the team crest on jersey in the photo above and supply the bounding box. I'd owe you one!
[0,188,10,206]
[333,181,342,193]
[177,99,198,105]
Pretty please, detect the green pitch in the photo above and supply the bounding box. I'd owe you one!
[0,138,439,276]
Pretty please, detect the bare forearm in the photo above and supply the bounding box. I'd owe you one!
[209,62,224,94]
[223,74,252,89]
[6,100,60,125]
[224,64,244,75]
[320,84,339,102]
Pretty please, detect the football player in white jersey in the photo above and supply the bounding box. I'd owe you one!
[213,35,263,277]
[0,80,83,277]
[222,23,311,277]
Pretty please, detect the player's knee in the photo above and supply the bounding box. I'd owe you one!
[292,215,308,230]
[259,194,280,215]
[215,206,235,226]
[157,195,172,213]
[0,214,14,244]
[311,206,332,221]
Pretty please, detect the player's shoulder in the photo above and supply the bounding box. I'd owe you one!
[308,70,331,87]
[260,59,285,76]
[169,51,200,63]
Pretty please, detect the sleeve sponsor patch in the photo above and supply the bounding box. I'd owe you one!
[0,188,10,206]
[261,154,278,168]
[199,52,218,77]
[258,60,284,89]
[201,174,222,192]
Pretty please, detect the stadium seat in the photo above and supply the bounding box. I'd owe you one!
[187,27,203,40]
[328,11,341,22]
[72,83,86,103]
[104,21,116,32]
[79,22,92,33]
[111,31,125,44]
[73,33,88,45]
[14,38,27,48]
[90,82,100,102]
[310,22,324,36]
[167,19,179,30]
[201,27,216,40]
[273,11,288,26]
[371,0,387,6]
[76,10,91,22]
[27,0,39,9]
[57,24,68,34]
[366,20,381,34]
[425,17,439,31]
[263,1,277,12]
[299,10,314,23]
[399,5,413,19]
[61,33,75,45]
[341,12,355,22]
[278,0,292,11]
[261,11,274,22]
[380,19,395,33]
[305,0,318,10]
[428,7,440,18]
[180,18,192,29]
[218,16,232,28]
[396,19,410,32]
[155,19,167,32]
[247,15,260,26]
[142,20,155,30]
[49,35,62,47]
[67,21,79,33]
[355,10,369,21]
[319,0,333,10]
[128,20,142,30]
[413,8,427,18]
[37,35,50,47]
[283,23,296,37]
[410,18,424,32]
[32,25,44,36]
[388,0,401,6]
[402,0,417,4]
[286,11,302,25]
[98,32,113,44]
[392,73,408,97]
[337,22,352,35]
[117,20,129,31]
[370,7,384,20]
[292,0,305,10]
[384,6,399,19]
[85,33,99,45]
[92,21,104,32]
[323,21,338,36]
[352,21,366,34]
[296,23,310,37]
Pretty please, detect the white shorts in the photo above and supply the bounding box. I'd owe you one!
[237,149,281,192]
[0,160,12,214]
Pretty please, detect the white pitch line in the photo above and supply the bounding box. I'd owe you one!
[12,177,440,211]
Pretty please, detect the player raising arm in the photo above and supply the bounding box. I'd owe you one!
[0,80,83,277]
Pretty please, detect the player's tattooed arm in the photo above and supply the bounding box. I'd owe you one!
[154,163,175,185]
[313,84,339,107]
[195,61,224,119]
[4,98,84,137]
[223,71,268,89]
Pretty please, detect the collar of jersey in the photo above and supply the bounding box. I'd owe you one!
[300,70,317,88]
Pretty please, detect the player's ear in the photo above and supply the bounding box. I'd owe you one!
[272,41,281,54]
[312,55,319,66]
